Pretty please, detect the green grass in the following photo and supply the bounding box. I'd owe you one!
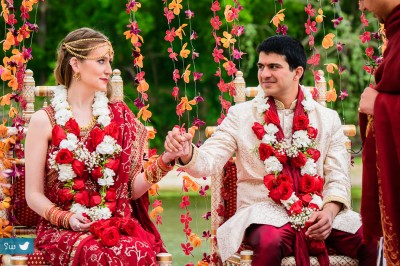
[153,187,362,265]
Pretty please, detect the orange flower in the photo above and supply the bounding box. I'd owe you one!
[148,183,159,196]
[180,43,190,59]
[147,128,157,140]
[0,93,12,106]
[183,175,200,192]
[270,9,285,27]
[0,197,11,210]
[175,24,187,40]
[322,33,335,49]
[316,8,324,23]
[197,261,209,266]
[183,64,191,83]
[221,31,236,49]
[8,107,18,118]
[326,80,337,102]
[138,105,152,121]
[168,0,183,15]
[0,218,13,238]
[178,96,197,112]
[189,233,202,248]
[137,79,149,93]
[3,32,15,51]
[224,5,234,22]
[188,126,198,137]
[149,206,163,219]
[325,63,338,74]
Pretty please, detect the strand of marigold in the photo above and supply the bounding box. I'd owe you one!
[0,0,40,235]
[125,1,153,123]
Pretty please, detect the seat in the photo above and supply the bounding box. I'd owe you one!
[207,71,359,266]
[0,69,171,266]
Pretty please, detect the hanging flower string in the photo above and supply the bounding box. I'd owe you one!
[1,0,40,233]
[124,1,152,123]
[270,0,288,35]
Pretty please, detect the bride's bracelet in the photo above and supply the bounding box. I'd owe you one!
[144,154,175,184]
[45,204,75,229]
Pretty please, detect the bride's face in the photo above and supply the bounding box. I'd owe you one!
[78,45,113,93]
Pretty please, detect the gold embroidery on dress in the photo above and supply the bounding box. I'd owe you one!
[378,161,400,265]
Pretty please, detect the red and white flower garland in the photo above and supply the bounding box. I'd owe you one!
[49,86,122,221]
[252,87,324,230]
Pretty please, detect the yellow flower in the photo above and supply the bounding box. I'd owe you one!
[180,43,191,59]
[189,233,202,248]
[322,33,335,49]
[138,105,152,121]
[221,31,236,49]
[270,9,285,27]
[168,0,183,15]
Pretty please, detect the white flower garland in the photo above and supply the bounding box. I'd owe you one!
[253,86,324,230]
[49,86,121,221]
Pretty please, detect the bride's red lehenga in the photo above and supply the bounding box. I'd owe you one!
[35,101,164,266]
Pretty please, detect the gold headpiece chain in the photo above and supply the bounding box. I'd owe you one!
[63,38,113,60]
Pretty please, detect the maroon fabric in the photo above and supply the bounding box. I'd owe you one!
[244,224,377,266]
[35,102,163,266]
[360,4,400,263]
[267,87,328,266]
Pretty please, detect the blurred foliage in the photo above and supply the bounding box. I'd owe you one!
[7,0,379,150]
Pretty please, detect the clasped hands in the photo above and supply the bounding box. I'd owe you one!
[163,126,194,164]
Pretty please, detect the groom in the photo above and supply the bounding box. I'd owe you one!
[164,35,376,265]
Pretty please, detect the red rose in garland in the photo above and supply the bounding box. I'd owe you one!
[75,191,89,206]
[58,188,74,204]
[72,159,85,178]
[300,174,318,194]
[259,143,274,161]
[293,115,309,131]
[264,110,280,126]
[292,152,307,167]
[252,122,266,140]
[104,122,120,140]
[89,127,106,149]
[65,118,80,136]
[307,126,318,139]
[51,125,67,146]
[55,148,74,164]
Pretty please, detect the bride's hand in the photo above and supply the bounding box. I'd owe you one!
[69,213,93,232]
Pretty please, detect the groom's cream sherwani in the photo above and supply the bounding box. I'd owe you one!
[180,97,362,262]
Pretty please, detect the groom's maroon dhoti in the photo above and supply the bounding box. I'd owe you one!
[244,223,377,266]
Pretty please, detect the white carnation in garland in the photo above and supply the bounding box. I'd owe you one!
[97,115,111,127]
[262,133,277,145]
[264,123,279,135]
[70,203,89,215]
[58,164,76,182]
[301,85,315,112]
[87,206,112,221]
[98,176,115,187]
[310,194,323,209]
[54,108,73,126]
[92,92,111,127]
[292,130,311,149]
[281,192,299,209]
[59,133,79,151]
[301,158,318,176]
[96,135,120,155]
[264,156,283,174]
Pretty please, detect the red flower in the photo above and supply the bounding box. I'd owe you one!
[292,152,307,167]
[90,127,106,149]
[306,148,321,161]
[58,188,74,204]
[75,191,89,206]
[264,110,280,126]
[274,150,287,164]
[100,227,120,247]
[259,143,274,161]
[307,126,318,139]
[289,200,303,215]
[300,174,318,194]
[316,176,324,194]
[65,118,80,136]
[278,182,293,200]
[301,193,313,205]
[55,148,74,164]
[105,188,116,201]
[120,219,137,236]
[308,240,326,255]
[105,201,116,213]
[268,188,282,204]
[89,192,102,207]
[277,174,293,184]
[264,174,277,190]
[293,115,309,131]
[72,160,85,178]
[91,166,103,181]
[105,159,119,172]
[104,122,119,140]
[72,178,85,191]
[252,122,266,140]
[52,125,67,146]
